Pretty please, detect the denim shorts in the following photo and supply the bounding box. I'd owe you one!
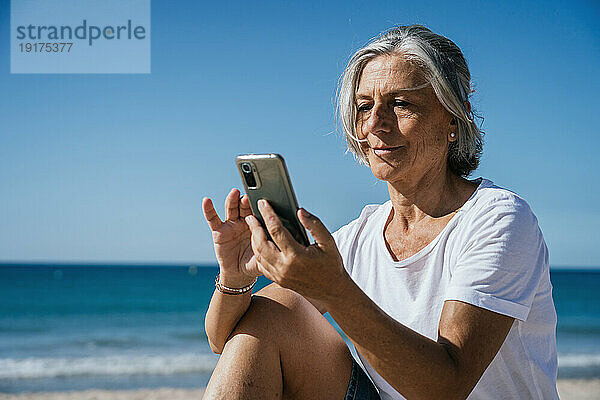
[345,359,381,400]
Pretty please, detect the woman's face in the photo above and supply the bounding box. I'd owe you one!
[355,55,455,185]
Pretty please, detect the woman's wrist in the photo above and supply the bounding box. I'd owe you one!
[217,271,257,289]
[215,273,257,295]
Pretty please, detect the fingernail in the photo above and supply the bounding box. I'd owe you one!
[258,199,266,208]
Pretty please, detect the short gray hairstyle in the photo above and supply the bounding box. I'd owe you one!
[336,25,483,177]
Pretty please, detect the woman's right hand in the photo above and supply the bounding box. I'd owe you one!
[202,188,260,287]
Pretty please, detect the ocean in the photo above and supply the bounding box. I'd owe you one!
[0,264,598,393]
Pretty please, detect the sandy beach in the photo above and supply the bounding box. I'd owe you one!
[0,388,206,400]
[0,379,598,400]
[557,379,600,400]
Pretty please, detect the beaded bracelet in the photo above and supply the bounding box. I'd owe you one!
[215,273,257,295]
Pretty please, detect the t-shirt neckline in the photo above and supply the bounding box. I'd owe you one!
[378,177,491,267]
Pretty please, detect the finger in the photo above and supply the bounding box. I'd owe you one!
[224,188,240,221]
[239,194,253,218]
[258,199,302,254]
[255,259,277,283]
[245,214,281,264]
[202,197,223,231]
[298,208,336,249]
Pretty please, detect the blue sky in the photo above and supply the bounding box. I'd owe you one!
[1,0,599,267]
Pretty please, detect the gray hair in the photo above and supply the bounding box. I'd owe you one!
[336,25,483,177]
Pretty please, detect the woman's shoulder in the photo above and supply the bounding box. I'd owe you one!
[463,178,538,220]
[458,177,543,240]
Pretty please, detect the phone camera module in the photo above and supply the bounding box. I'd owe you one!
[241,163,252,173]
[240,162,257,188]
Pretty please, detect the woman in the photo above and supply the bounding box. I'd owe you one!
[201,25,558,399]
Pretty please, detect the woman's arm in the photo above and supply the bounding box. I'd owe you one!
[204,274,253,354]
[324,279,514,400]
[201,190,260,354]
[246,200,514,399]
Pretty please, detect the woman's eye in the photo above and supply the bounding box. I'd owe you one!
[357,104,372,112]
[394,100,409,107]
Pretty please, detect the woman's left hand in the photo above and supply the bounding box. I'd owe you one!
[244,199,350,302]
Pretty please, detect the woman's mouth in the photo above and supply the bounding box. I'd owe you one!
[372,146,404,156]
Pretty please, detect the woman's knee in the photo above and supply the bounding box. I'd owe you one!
[230,284,322,342]
[227,284,353,399]
[227,283,352,369]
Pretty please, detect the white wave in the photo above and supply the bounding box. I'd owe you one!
[7,352,595,380]
[0,353,219,380]
[558,353,600,368]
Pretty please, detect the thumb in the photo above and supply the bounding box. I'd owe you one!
[298,208,336,249]
[245,255,262,278]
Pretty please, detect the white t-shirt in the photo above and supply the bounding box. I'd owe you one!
[332,178,558,400]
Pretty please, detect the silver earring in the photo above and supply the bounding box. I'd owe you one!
[450,132,456,139]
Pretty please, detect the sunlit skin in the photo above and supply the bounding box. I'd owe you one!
[356,55,452,186]
[201,54,515,400]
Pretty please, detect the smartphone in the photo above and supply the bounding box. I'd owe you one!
[235,153,310,246]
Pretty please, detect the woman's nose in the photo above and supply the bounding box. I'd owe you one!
[363,103,392,136]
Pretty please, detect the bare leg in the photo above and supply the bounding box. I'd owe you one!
[203,285,353,400]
